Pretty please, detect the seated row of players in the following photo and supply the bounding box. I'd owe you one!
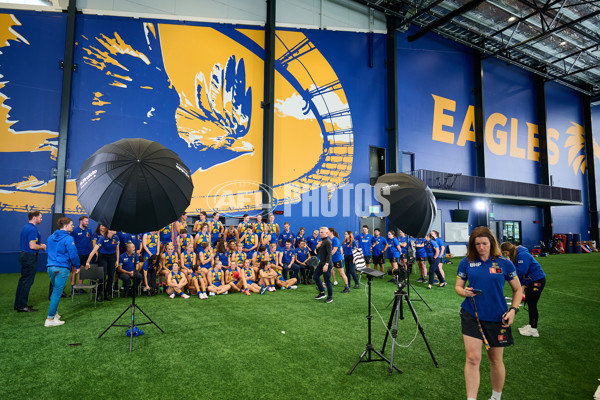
[115,242,299,299]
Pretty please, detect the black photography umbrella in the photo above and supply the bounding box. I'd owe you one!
[375,173,437,238]
[76,138,194,352]
[76,138,193,234]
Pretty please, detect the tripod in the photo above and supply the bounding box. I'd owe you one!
[99,237,164,352]
[381,285,439,373]
[405,259,432,311]
[348,270,402,375]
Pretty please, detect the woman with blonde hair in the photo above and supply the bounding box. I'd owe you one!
[455,227,522,400]
[500,241,546,338]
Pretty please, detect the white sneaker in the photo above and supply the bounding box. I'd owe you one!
[333,281,338,286]
[201,293,208,299]
[45,319,65,327]
[520,326,539,337]
[518,324,531,333]
[209,292,216,296]
[289,285,297,289]
[54,313,61,321]
[221,291,228,295]
[169,293,176,299]
[181,293,190,299]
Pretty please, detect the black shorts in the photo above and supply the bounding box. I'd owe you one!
[399,254,407,260]
[363,255,372,263]
[373,255,384,265]
[460,308,513,347]
[416,257,426,262]
[333,260,343,269]
[388,257,398,263]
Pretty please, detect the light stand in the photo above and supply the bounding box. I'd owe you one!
[347,267,402,375]
[98,234,164,352]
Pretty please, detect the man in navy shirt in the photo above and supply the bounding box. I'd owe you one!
[71,216,93,293]
[15,211,46,312]
[118,243,142,297]
[279,239,300,280]
[356,225,374,269]
[278,222,295,249]
[295,240,312,284]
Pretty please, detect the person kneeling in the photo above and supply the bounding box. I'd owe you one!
[166,263,190,299]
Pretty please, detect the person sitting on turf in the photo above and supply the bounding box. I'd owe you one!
[241,258,260,293]
[142,255,160,296]
[207,260,231,296]
[258,261,277,293]
[189,264,208,299]
[272,260,298,291]
[117,242,142,298]
[252,245,270,273]
[166,262,190,299]
[225,260,249,295]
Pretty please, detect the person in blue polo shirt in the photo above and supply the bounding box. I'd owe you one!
[431,230,446,280]
[371,228,387,274]
[295,240,312,284]
[398,230,408,270]
[306,229,321,256]
[455,227,522,400]
[425,234,446,289]
[70,215,93,294]
[278,222,295,249]
[386,230,401,280]
[356,225,374,269]
[413,237,427,282]
[14,210,46,313]
[329,228,350,293]
[118,242,142,298]
[45,217,79,327]
[279,239,300,280]
[500,242,546,338]
[86,226,120,302]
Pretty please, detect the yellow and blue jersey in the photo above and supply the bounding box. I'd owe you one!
[164,252,176,270]
[181,251,194,269]
[196,232,211,246]
[268,251,278,264]
[171,271,183,284]
[227,267,238,283]
[239,221,251,234]
[145,233,159,255]
[178,234,193,253]
[254,222,265,234]
[198,248,213,266]
[243,267,254,281]
[210,220,222,234]
[232,251,246,265]
[255,252,269,263]
[211,269,223,284]
[159,224,173,244]
[242,233,256,249]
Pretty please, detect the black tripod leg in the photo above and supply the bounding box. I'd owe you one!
[129,302,135,352]
[98,305,132,338]
[347,347,370,375]
[404,296,439,367]
[409,282,433,311]
[387,294,404,374]
[134,304,165,333]
[381,295,399,353]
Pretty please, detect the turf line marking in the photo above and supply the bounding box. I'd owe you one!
[544,287,600,304]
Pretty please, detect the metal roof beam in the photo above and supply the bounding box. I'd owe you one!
[407,0,485,42]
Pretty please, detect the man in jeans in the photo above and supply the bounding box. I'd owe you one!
[14,211,46,312]
[45,217,80,327]
[314,227,333,303]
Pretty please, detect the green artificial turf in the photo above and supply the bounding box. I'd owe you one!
[0,253,599,399]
